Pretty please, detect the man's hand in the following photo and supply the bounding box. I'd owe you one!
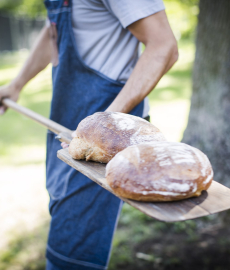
[0,83,20,114]
[106,10,178,113]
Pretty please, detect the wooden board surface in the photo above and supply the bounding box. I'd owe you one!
[57,148,230,222]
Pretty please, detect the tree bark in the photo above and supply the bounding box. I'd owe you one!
[182,0,230,187]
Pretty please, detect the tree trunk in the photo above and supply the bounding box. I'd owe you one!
[182,0,230,187]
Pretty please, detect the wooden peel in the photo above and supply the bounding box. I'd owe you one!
[3,98,230,222]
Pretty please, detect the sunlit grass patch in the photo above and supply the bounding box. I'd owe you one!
[149,99,190,142]
[0,53,52,165]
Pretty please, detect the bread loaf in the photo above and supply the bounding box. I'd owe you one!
[69,112,166,163]
[106,142,213,201]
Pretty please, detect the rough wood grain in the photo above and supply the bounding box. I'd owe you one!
[57,148,230,222]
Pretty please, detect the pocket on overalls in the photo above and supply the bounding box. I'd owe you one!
[46,131,70,200]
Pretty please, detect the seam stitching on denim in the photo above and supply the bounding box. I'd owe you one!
[47,245,107,269]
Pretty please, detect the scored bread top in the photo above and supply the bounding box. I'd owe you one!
[106,142,213,201]
[69,112,166,163]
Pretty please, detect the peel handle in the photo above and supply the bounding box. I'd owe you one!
[2,98,72,144]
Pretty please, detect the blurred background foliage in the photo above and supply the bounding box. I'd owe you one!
[0,0,46,18]
[0,0,199,39]
[165,0,199,40]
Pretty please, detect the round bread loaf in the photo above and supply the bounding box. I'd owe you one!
[106,142,213,201]
[69,112,166,163]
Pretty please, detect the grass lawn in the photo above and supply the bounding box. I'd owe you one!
[0,39,194,270]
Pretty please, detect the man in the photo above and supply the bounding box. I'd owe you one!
[0,0,178,269]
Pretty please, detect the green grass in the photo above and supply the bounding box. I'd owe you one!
[0,51,52,166]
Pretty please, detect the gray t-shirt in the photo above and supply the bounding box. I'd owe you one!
[71,0,165,116]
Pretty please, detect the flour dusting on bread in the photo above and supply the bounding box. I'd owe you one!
[106,142,213,201]
[111,113,136,130]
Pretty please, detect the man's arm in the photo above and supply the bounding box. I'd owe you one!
[106,10,178,113]
[0,26,51,114]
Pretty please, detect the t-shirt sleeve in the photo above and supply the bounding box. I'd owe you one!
[105,0,165,28]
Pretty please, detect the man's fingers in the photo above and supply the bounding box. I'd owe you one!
[61,142,69,149]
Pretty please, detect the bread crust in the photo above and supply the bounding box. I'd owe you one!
[106,142,213,201]
[69,112,166,163]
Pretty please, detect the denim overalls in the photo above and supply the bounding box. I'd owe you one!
[44,0,144,269]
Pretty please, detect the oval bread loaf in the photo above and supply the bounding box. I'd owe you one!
[106,142,213,201]
[69,112,166,163]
